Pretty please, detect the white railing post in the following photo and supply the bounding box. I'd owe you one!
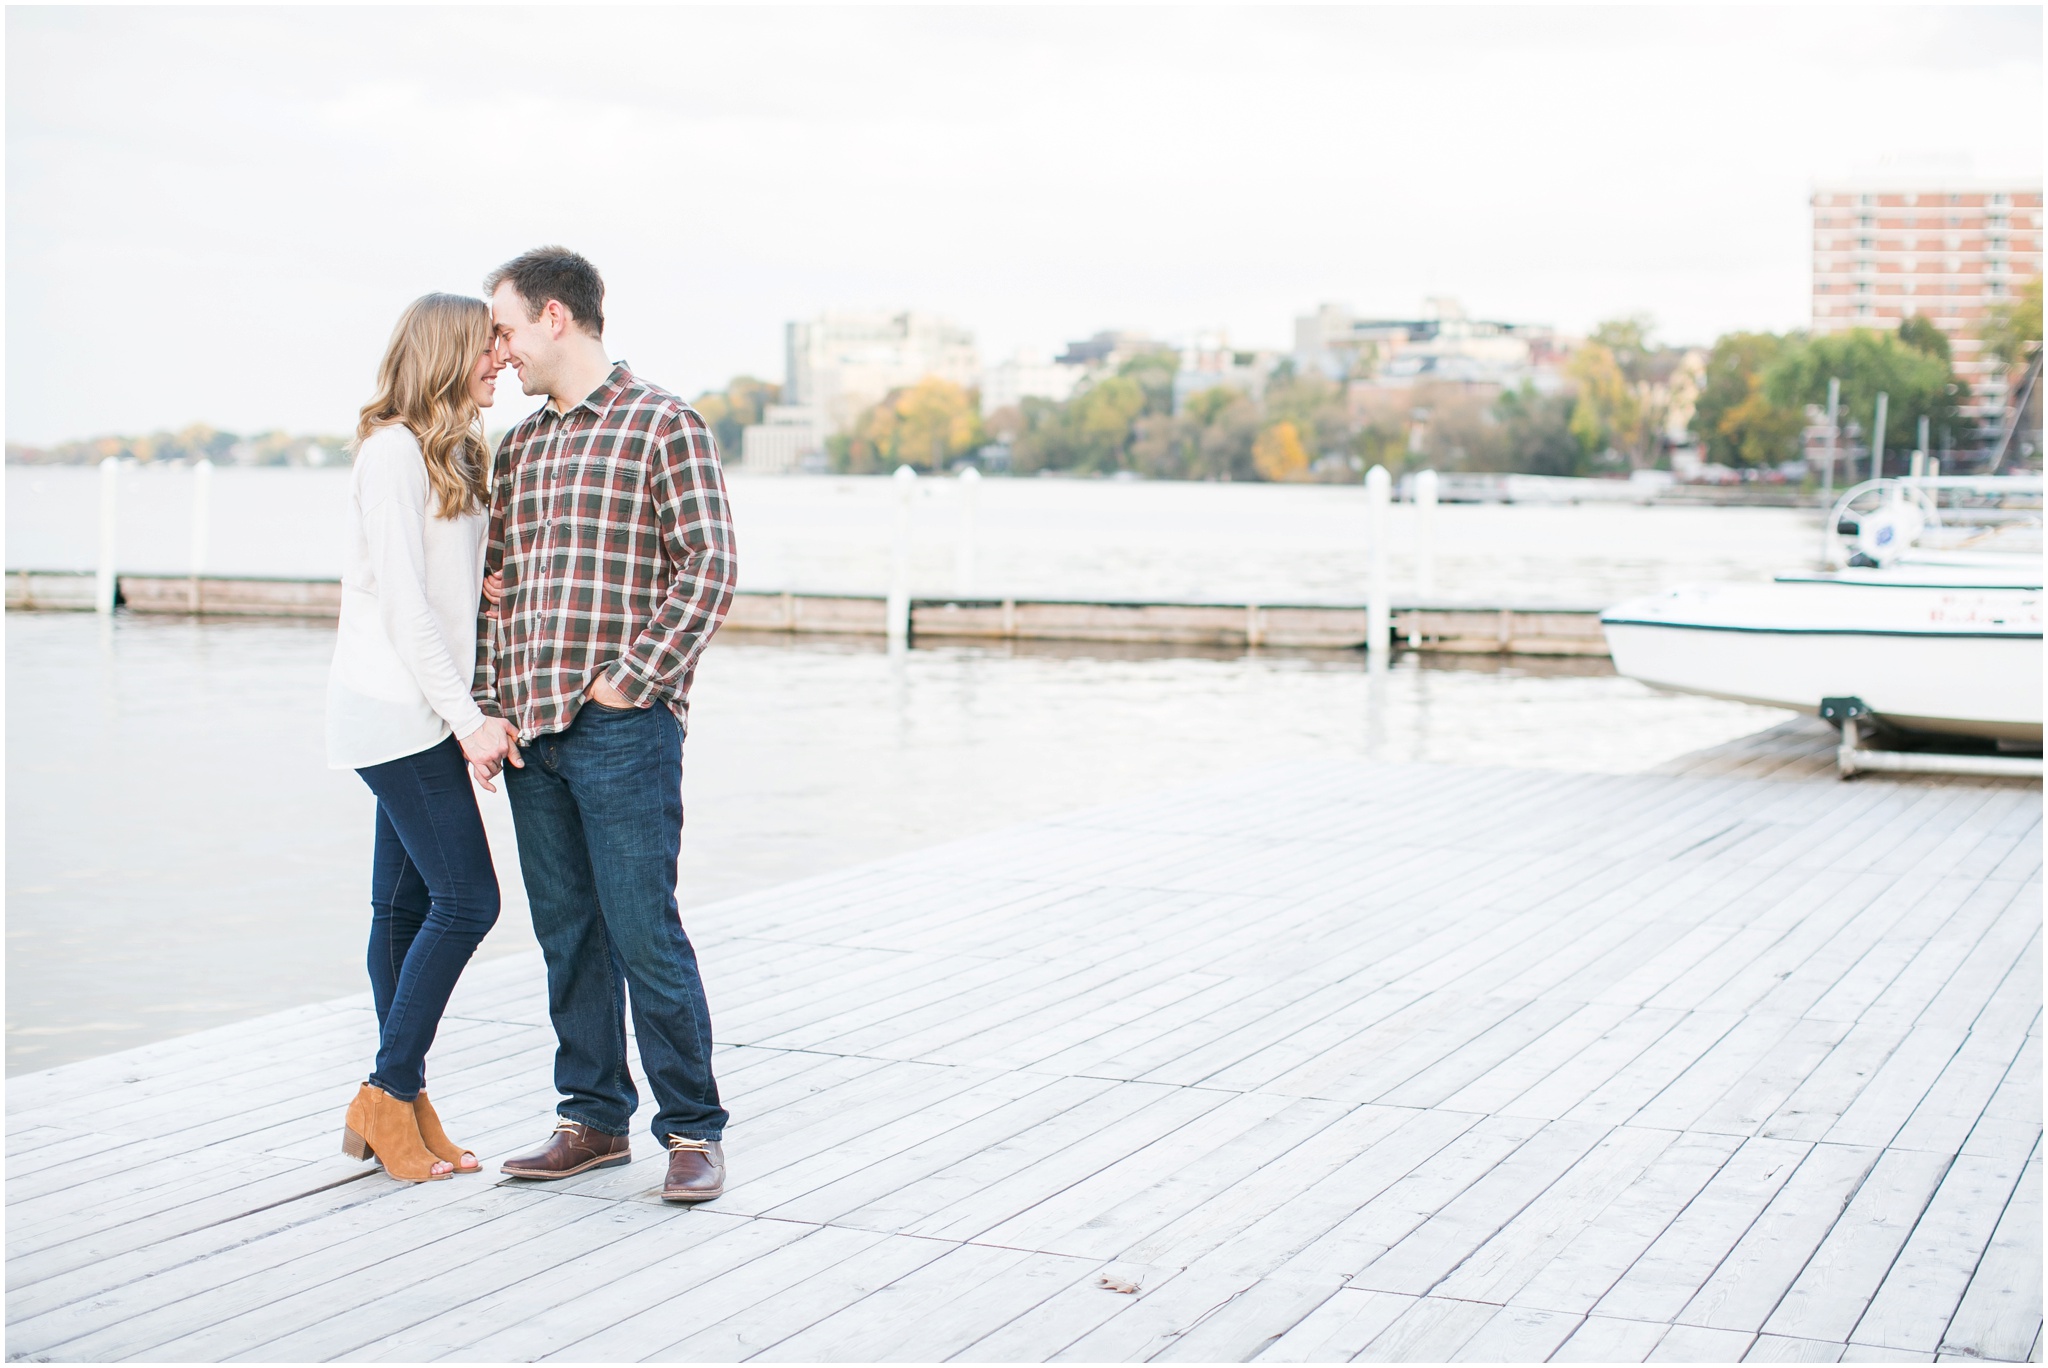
[956,465,980,598]
[888,464,916,646]
[1366,463,1391,657]
[188,458,213,611]
[1414,468,1438,602]
[1870,391,1888,484]
[95,457,120,614]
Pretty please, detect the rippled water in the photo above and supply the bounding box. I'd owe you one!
[5,610,1788,1072]
[7,466,1819,607]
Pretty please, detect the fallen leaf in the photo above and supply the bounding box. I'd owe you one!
[1097,1275,1140,1295]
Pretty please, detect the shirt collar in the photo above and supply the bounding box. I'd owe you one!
[543,363,632,423]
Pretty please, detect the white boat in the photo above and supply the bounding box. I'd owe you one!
[1602,474,2043,749]
[1601,580,2042,743]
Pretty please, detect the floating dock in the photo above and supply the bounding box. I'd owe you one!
[5,572,1610,656]
[7,746,2038,1361]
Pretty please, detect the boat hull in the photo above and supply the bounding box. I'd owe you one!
[1603,619,2043,742]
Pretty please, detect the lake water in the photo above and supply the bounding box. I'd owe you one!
[5,609,1789,1073]
[7,466,1820,607]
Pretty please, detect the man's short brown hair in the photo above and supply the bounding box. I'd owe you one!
[485,246,605,337]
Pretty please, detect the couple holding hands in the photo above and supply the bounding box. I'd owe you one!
[325,247,732,1203]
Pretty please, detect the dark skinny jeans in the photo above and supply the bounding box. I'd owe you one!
[357,733,500,1100]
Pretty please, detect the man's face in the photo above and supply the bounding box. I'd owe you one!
[490,281,553,399]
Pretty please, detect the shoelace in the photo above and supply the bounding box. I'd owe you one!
[668,1135,713,1155]
[552,1119,583,1136]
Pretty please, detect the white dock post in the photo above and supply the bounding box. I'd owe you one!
[1366,463,1391,657]
[888,464,916,646]
[95,457,121,615]
[1818,377,1841,562]
[1414,468,1438,601]
[955,465,979,598]
[1870,391,1888,483]
[188,458,213,611]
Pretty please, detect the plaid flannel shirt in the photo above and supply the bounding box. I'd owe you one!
[474,364,738,741]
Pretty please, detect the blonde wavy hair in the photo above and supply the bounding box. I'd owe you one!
[355,293,492,519]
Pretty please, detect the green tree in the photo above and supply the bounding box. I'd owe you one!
[1981,275,2043,372]
[1896,315,1951,364]
[1260,370,1350,465]
[1116,349,1180,417]
[1012,374,1145,473]
[1568,341,1638,465]
[1570,316,1688,468]
[1130,385,1260,480]
[1691,332,1806,468]
[1764,328,1971,457]
[1494,384,1582,476]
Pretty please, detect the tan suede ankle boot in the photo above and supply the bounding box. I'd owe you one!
[341,1084,451,1182]
[413,1091,479,1174]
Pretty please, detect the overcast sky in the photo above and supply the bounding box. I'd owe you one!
[6,5,2041,444]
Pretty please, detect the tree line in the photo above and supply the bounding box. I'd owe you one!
[694,276,2038,481]
[6,423,349,467]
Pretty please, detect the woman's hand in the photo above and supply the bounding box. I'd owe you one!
[461,718,524,791]
[481,571,505,607]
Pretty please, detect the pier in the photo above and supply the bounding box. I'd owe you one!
[5,573,1611,656]
[7,740,2038,1361]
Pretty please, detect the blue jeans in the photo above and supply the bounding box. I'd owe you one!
[505,700,726,1143]
[357,735,500,1100]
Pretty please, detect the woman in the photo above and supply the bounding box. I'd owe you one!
[327,293,520,1182]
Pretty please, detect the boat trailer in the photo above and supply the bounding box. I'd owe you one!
[1820,697,2045,781]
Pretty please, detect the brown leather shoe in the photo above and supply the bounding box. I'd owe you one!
[499,1119,630,1180]
[662,1136,726,1202]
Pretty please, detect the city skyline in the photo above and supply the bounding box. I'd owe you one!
[6,5,2042,444]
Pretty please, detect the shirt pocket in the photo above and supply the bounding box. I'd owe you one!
[569,452,648,534]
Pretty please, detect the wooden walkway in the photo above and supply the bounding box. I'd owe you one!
[7,758,2040,1362]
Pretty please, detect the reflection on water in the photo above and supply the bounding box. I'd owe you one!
[5,611,1789,1072]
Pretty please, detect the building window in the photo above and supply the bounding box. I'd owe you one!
[1993,192,2010,206]
[1990,282,2009,296]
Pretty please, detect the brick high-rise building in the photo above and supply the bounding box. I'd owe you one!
[1811,180,2042,431]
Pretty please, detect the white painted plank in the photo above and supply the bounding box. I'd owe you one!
[1765,1148,1954,1343]
[1746,1333,1847,1361]
[1351,1294,1498,1362]
[1939,1157,2042,1363]
[1151,1274,1348,1363]
[1595,1137,1810,1323]
[1255,1287,1414,1362]
[1448,1305,1583,1361]
[1651,1324,1759,1361]
[1682,1143,1879,1332]
[748,1243,1097,1362]
[1433,1125,1676,1305]
[949,1260,1184,1363]
[1853,1153,2028,1354]
[1550,1314,1672,1362]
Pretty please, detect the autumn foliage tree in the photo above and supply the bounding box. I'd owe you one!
[1251,421,1310,481]
[836,378,983,473]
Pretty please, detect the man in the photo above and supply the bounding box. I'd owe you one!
[474,246,736,1202]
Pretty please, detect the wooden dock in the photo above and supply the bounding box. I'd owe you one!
[5,572,1611,655]
[7,756,2039,1362]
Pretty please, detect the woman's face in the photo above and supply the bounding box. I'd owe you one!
[467,342,504,409]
